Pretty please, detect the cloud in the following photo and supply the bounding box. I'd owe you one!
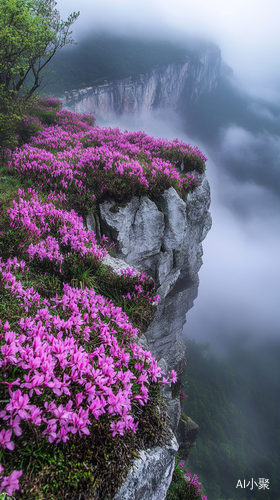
[56,0,280,92]
[182,162,280,356]
[181,122,280,357]
[216,125,280,202]
[96,107,280,358]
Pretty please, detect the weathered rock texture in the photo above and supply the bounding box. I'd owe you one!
[176,417,199,461]
[85,169,211,499]
[113,435,179,500]
[60,46,221,120]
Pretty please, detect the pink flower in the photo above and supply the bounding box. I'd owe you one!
[0,429,14,450]
[75,392,84,408]
[0,469,23,496]
[10,416,22,436]
[5,389,32,419]
[110,419,126,437]
[29,406,42,425]
[107,390,127,415]
[89,396,106,419]
[170,370,177,384]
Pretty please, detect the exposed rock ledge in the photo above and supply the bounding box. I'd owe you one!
[85,171,211,499]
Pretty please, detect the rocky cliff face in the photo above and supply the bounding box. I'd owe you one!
[85,169,211,499]
[60,45,220,119]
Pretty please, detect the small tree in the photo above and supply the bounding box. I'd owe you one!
[0,0,79,152]
[0,0,80,98]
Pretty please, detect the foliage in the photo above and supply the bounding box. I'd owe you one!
[0,98,203,497]
[166,454,207,500]
[0,0,79,98]
[0,86,21,153]
[182,339,280,500]
[0,0,78,153]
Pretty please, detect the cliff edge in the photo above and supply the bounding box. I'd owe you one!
[86,170,211,499]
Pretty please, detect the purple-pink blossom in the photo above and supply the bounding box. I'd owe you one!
[0,101,208,494]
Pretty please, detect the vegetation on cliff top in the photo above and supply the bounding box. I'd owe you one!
[5,97,205,218]
[46,34,210,95]
[0,96,208,499]
[0,1,208,496]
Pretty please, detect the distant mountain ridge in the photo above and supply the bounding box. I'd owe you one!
[59,44,221,119]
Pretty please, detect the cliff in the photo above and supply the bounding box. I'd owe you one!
[86,170,212,499]
[65,47,216,495]
[0,95,211,499]
[59,45,221,119]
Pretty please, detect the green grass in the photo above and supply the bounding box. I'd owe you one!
[0,154,173,499]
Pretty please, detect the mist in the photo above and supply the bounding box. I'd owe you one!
[95,101,280,358]
[57,0,280,95]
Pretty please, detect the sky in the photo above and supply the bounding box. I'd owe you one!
[55,0,280,357]
[57,0,280,96]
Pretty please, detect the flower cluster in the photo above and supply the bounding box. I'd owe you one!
[40,97,62,109]
[8,105,206,210]
[0,254,175,495]
[120,268,160,304]
[7,189,107,270]
[178,463,207,500]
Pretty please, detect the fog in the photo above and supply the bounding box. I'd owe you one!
[96,104,280,357]
[54,0,280,354]
[57,0,280,95]
[184,162,280,356]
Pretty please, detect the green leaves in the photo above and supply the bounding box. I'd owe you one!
[0,1,79,152]
[0,0,79,100]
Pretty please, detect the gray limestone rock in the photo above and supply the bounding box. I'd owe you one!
[102,254,142,277]
[99,197,140,249]
[166,396,181,434]
[84,175,212,499]
[96,175,211,383]
[142,281,198,370]
[113,434,179,500]
[157,269,181,300]
[159,187,187,252]
[97,177,211,375]
[157,250,174,286]
[85,212,101,239]
[176,417,199,460]
[99,197,165,267]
